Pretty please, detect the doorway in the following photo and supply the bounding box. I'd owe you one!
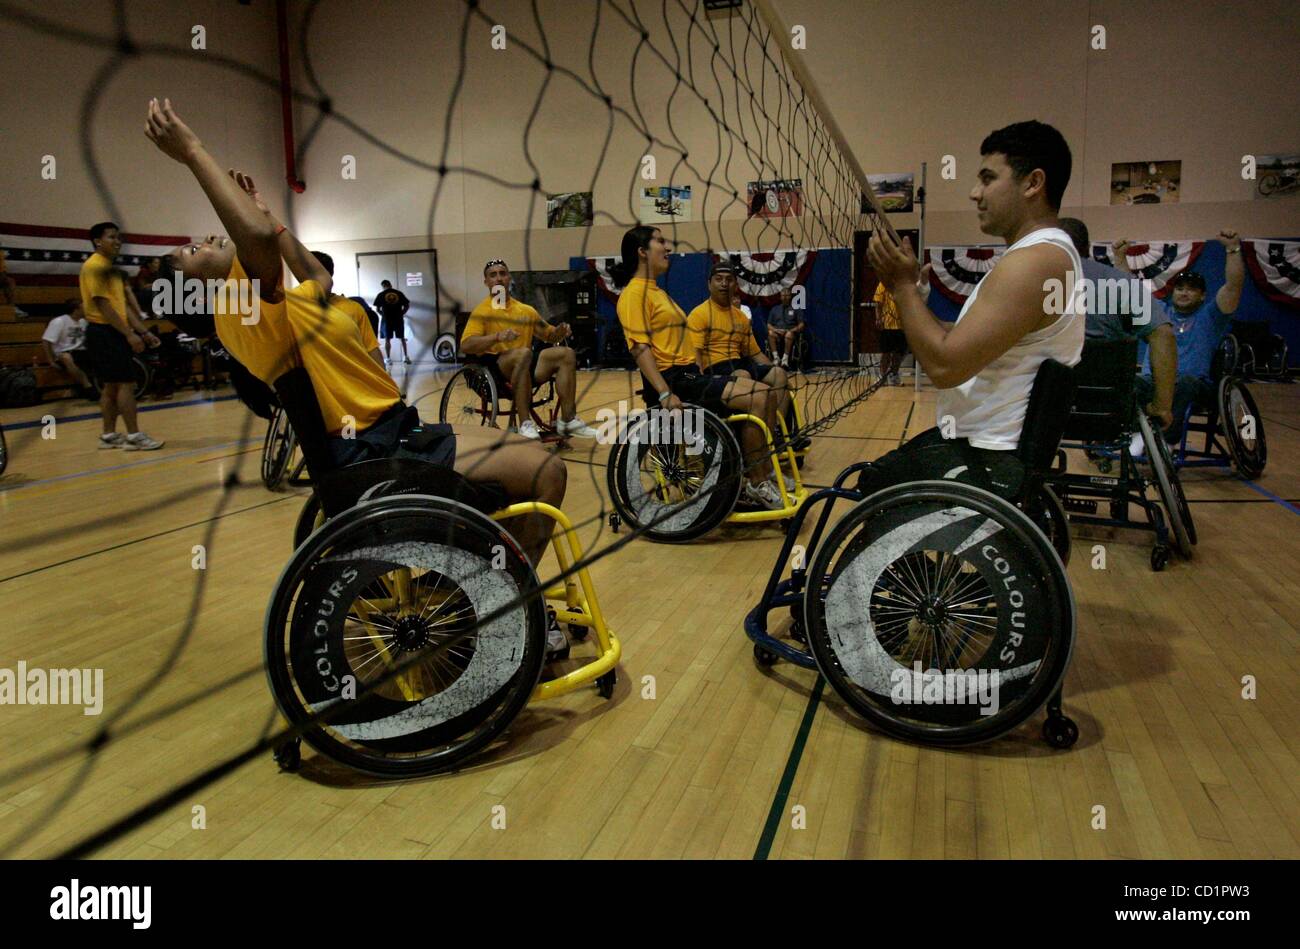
[355,249,443,350]
[853,228,918,361]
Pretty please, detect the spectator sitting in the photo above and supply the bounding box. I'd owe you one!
[41,299,96,401]
[132,256,162,314]
[765,287,805,367]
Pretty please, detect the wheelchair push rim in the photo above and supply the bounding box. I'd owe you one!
[262,408,298,490]
[1138,411,1195,555]
[1218,376,1266,479]
[265,494,546,777]
[802,481,1075,746]
[439,365,499,428]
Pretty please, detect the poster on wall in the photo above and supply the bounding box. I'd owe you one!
[1110,160,1181,205]
[865,173,914,213]
[640,185,692,223]
[1253,154,1300,199]
[546,192,593,228]
[746,178,803,218]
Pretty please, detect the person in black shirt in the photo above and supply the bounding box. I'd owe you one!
[372,279,411,365]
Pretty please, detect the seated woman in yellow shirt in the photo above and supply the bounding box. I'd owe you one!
[612,225,784,510]
[143,98,564,569]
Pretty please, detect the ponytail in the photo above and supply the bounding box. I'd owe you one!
[611,225,657,288]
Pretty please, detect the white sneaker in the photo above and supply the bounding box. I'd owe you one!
[778,470,797,493]
[780,354,789,367]
[558,417,600,439]
[122,432,164,451]
[545,612,569,658]
[1128,432,1146,460]
[98,432,127,449]
[518,420,542,440]
[743,479,784,510]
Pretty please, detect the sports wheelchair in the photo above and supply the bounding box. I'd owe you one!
[263,368,620,777]
[744,359,1080,748]
[604,373,809,543]
[1221,319,1289,382]
[1046,339,1194,572]
[1174,336,1268,480]
[438,346,570,444]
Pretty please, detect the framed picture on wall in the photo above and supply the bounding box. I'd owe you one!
[1254,154,1300,199]
[546,192,594,228]
[866,173,914,213]
[1110,160,1181,205]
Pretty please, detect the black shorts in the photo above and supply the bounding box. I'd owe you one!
[327,402,456,469]
[855,427,1025,502]
[880,329,907,354]
[661,364,730,416]
[474,349,542,393]
[84,322,136,383]
[705,357,775,383]
[380,313,406,340]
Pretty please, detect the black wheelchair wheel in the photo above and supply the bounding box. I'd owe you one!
[265,495,547,777]
[1138,412,1194,556]
[433,333,458,363]
[293,494,323,550]
[604,405,743,543]
[439,365,499,427]
[1219,335,1239,377]
[261,408,298,490]
[803,481,1075,746]
[0,423,7,477]
[1219,376,1266,480]
[1022,485,1071,566]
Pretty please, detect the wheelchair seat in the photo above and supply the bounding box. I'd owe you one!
[1059,338,1138,445]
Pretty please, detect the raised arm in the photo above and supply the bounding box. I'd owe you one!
[229,171,332,295]
[1110,240,1134,275]
[1216,229,1244,315]
[144,99,281,297]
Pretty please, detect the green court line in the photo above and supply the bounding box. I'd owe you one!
[753,675,825,861]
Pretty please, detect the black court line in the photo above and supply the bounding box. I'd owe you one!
[0,493,300,584]
[754,676,825,860]
[897,402,916,447]
[2,393,241,430]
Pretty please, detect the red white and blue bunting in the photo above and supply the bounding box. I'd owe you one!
[586,256,623,302]
[1243,239,1300,309]
[1090,240,1204,297]
[924,246,1005,305]
[718,249,815,301]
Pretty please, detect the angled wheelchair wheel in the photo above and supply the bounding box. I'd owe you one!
[0,422,7,476]
[265,495,547,777]
[293,494,324,550]
[1022,485,1071,566]
[1219,335,1239,377]
[262,408,298,490]
[1219,376,1266,480]
[605,405,742,543]
[1138,412,1195,555]
[433,333,458,363]
[439,365,498,427]
[803,481,1075,746]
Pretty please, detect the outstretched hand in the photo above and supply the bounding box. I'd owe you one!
[1216,229,1240,252]
[144,98,202,164]
[229,170,270,216]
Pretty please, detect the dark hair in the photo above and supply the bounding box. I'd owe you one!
[484,258,509,275]
[311,250,335,276]
[65,297,81,309]
[1056,217,1090,257]
[381,279,392,288]
[980,120,1072,211]
[611,225,658,288]
[1170,271,1206,291]
[89,221,119,245]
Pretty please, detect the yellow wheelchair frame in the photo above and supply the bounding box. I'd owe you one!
[313,498,621,705]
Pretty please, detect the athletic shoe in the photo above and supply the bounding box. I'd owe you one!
[518,420,542,440]
[1128,432,1146,461]
[122,432,164,451]
[742,479,784,510]
[780,354,789,368]
[557,416,599,439]
[403,357,412,365]
[776,470,797,493]
[545,609,569,660]
[98,432,127,449]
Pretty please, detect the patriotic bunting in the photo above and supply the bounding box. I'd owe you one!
[1090,240,1204,297]
[1243,239,1300,309]
[719,249,815,300]
[924,246,1005,305]
[1,221,190,288]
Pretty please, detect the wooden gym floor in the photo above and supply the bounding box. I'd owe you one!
[1,367,1297,859]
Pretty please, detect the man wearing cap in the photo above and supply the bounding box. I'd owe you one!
[1114,230,1244,444]
[461,258,599,439]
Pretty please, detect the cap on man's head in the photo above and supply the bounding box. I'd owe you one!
[709,260,735,278]
[484,258,509,274]
[1170,270,1206,291]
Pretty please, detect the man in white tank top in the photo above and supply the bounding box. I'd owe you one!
[860,120,1084,500]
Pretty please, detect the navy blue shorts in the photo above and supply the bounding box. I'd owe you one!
[327,402,456,469]
[705,357,775,382]
[661,365,730,416]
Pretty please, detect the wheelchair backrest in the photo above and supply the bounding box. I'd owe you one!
[1060,338,1138,443]
[1017,358,1076,475]
[311,457,509,517]
[271,366,336,485]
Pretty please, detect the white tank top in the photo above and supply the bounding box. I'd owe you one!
[935,226,1084,450]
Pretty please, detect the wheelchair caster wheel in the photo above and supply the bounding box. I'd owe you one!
[608,512,620,533]
[1150,545,1170,572]
[753,644,779,667]
[795,455,807,470]
[1042,715,1079,749]
[274,737,302,772]
[569,625,590,642]
[788,610,807,644]
[596,670,616,699]
[1110,500,1127,522]
[1096,457,1112,474]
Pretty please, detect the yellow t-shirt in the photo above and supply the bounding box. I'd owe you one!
[214,257,400,435]
[874,281,901,330]
[686,300,761,367]
[462,296,542,354]
[79,252,127,326]
[330,294,380,352]
[616,277,692,372]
